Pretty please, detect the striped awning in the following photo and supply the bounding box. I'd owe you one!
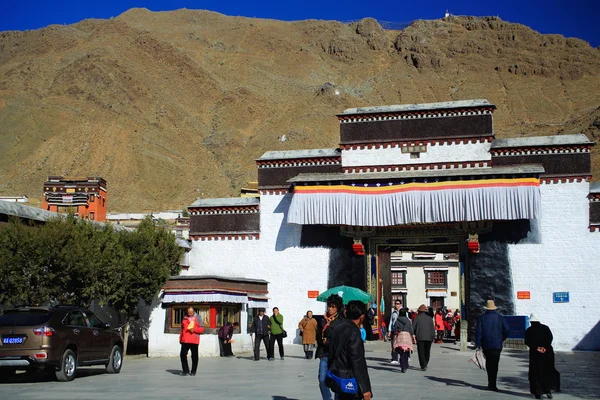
[288,178,540,227]
[163,292,248,304]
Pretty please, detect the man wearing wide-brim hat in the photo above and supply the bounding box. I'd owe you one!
[412,304,435,371]
[475,300,511,392]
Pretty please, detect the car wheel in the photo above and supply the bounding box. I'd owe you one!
[106,345,123,374]
[55,349,77,382]
[0,367,16,382]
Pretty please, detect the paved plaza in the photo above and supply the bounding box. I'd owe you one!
[1,341,598,399]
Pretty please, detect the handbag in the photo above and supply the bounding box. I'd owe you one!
[469,349,486,371]
[272,314,287,338]
[325,325,359,395]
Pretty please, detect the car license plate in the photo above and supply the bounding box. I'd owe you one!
[2,337,24,344]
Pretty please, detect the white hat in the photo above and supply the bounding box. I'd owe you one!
[529,314,539,322]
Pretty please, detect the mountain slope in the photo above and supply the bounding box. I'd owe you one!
[0,9,599,211]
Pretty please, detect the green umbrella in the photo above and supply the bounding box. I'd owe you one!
[316,286,373,305]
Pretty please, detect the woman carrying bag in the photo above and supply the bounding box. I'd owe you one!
[269,307,286,360]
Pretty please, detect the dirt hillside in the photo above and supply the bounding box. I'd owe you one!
[1,9,599,211]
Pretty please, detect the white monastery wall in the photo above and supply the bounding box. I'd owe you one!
[509,182,600,351]
[341,142,491,168]
[148,194,331,357]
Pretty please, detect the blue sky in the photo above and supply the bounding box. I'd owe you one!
[1,0,599,47]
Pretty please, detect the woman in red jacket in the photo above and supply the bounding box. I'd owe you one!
[179,306,204,376]
[434,309,445,343]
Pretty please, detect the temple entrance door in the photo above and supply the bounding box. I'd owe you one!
[430,297,445,310]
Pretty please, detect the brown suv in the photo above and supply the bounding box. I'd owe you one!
[0,306,124,382]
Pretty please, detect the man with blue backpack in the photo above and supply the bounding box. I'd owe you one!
[326,300,372,400]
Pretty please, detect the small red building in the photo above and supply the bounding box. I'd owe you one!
[42,176,107,222]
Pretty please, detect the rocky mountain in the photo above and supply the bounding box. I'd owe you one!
[1,9,599,211]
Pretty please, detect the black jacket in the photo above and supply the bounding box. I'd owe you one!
[328,320,372,397]
[250,315,270,336]
[316,313,343,358]
[412,312,435,341]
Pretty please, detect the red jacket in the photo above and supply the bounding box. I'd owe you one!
[435,314,444,331]
[180,314,204,344]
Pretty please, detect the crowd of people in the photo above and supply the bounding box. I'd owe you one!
[177,298,560,400]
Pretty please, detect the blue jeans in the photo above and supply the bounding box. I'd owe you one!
[318,356,332,400]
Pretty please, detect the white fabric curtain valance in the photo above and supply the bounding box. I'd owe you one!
[288,178,541,227]
[247,300,270,308]
[163,293,249,304]
[426,291,448,298]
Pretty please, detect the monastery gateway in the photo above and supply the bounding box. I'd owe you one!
[147,99,600,356]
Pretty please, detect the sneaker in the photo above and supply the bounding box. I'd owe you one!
[179,372,189,376]
[190,372,196,376]
[268,358,274,361]
[390,360,399,365]
[280,357,284,360]
[422,367,427,371]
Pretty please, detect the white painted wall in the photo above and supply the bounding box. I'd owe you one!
[341,142,491,168]
[147,194,331,357]
[509,182,600,351]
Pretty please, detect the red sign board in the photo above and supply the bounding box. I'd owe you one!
[517,291,531,300]
[308,291,319,298]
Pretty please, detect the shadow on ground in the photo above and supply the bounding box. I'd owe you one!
[425,376,531,398]
[0,368,106,384]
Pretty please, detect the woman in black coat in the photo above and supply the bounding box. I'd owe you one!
[524,315,560,399]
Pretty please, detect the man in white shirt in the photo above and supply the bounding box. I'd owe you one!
[387,300,403,364]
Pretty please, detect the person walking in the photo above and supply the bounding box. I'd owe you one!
[387,300,402,364]
[219,321,239,357]
[298,310,318,359]
[392,309,415,373]
[434,309,445,343]
[412,304,435,371]
[316,294,344,400]
[475,300,511,392]
[327,300,373,400]
[453,309,461,343]
[250,308,271,361]
[179,306,204,376]
[269,307,285,360]
[525,314,560,399]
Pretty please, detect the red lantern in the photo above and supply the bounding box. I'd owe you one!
[467,234,480,254]
[352,241,365,256]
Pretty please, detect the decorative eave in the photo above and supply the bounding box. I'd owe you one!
[288,164,545,186]
[540,175,592,184]
[337,99,496,122]
[162,275,268,295]
[258,189,290,195]
[188,206,259,215]
[342,160,491,174]
[257,156,341,168]
[189,233,260,241]
[491,145,592,156]
[188,197,260,215]
[340,136,494,149]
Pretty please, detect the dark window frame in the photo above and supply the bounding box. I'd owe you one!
[425,270,448,289]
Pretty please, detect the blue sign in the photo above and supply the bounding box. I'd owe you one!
[553,292,569,303]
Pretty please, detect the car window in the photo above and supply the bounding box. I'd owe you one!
[0,310,52,326]
[85,313,107,329]
[63,311,87,327]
